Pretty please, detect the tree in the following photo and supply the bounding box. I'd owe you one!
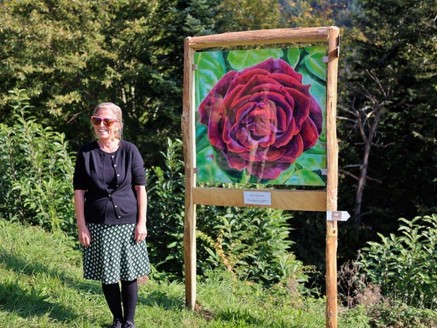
[338,0,436,241]
[0,1,124,151]
[0,0,216,165]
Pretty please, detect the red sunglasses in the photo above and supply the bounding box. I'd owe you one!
[91,116,118,127]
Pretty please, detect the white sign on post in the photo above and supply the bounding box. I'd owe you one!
[326,211,350,222]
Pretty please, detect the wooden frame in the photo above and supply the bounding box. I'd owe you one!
[182,26,340,328]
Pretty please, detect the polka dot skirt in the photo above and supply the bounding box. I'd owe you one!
[83,223,151,284]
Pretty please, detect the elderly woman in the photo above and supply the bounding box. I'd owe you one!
[73,102,150,328]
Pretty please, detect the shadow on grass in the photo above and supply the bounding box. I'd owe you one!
[0,281,78,322]
[0,248,189,323]
[0,248,101,324]
[0,248,101,295]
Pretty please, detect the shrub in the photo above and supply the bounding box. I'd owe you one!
[146,138,185,279]
[358,214,437,309]
[147,138,307,286]
[0,89,75,234]
[202,206,307,286]
[367,300,437,328]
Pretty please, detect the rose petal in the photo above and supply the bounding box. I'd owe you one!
[284,87,310,130]
[274,116,296,147]
[269,73,310,96]
[223,84,248,114]
[309,98,323,134]
[206,102,226,149]
[279,135,304,163]
[252,58,303,82]
[247,160,290,180]
[227,68,270,91]
[223,150,249,170]
[300,117,319,149]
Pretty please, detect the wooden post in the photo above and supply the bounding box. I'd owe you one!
[182,37,197,310]
[325,28,340,328]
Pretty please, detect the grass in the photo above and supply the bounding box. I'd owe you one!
[0,219,370,327]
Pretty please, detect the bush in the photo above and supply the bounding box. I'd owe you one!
[366,300,437,328]
[358,214,437,308]
[201,206,307,286]
[146,138,185,279]
[0,89,75,234]
[147,138,307,286]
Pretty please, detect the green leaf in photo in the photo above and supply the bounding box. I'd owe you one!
[270,163,296,185]
[299,66,326,104]
[296,153,326,171]
[303,46,327,81]
[287,168,325,186]
[287,47,302,68]
[196,146,232,184]
[227,48,284,71]
[298,66,327,138]
[305,139,327,154]
[196,123,211,153]
[194,51,227,107]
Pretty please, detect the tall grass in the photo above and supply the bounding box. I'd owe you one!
[0,220,369,327]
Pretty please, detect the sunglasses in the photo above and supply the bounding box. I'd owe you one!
[91,116,118,127]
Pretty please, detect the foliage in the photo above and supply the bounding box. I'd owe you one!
[358,214,437,308]
[0,0,109,130]
[0,0,435,299]
[0,89,75,234]
[337,0,437,231]
[214,0,283,32]
[146,138,186,279]
[280,0,336,27]
[147,138,308,286]
[0,0,188,166]
[366,300,437,328]
[202,207,308,286]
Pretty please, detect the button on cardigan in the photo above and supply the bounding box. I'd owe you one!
[73,140,147,225]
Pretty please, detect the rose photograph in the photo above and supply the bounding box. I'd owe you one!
[195,47,327,186]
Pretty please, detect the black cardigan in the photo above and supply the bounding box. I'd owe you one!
[73,140,146,224]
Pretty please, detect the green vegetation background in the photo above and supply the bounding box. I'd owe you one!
[0,0,435,326]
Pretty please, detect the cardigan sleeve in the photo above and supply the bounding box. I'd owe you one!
[130,144,147,186]
[73,149,88,190]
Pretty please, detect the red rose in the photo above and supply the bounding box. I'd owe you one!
[198,58,323,180]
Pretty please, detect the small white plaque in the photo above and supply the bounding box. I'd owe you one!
[243,191,272,206]
[326,211,351,221]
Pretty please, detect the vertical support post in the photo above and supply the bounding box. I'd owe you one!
[182,37,197,310]
[325,27,340,328]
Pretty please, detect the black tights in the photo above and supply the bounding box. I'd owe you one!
[102,279,138,324]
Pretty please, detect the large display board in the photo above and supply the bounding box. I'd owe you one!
[182,26,340,328]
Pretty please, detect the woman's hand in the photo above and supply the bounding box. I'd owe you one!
[74,190,90,247]
[134,185,148,244]
[135,222,148,244]
[78,225,91,247]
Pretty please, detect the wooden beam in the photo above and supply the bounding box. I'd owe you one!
[193,188,327,211]
[187,26,336,50]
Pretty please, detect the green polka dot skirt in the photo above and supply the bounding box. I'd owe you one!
[83,223,151,284]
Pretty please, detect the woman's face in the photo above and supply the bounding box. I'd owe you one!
[91,107,120,141]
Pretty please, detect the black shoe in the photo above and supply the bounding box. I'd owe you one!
[123,321,135,328]
[110,319,123,328]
